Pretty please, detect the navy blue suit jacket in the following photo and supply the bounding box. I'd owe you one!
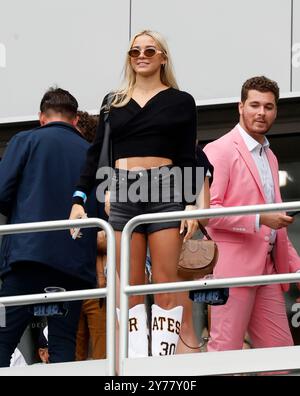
[0,122,98,285]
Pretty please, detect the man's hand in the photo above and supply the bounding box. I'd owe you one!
[180,205,199,242]
[260,212,294,229]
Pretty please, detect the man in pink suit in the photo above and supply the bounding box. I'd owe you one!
[204,76,300,351]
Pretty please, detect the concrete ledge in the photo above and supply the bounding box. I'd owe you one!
[0,359,107,376]
[122,345,300,376]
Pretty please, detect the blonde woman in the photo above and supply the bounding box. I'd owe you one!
[70,30,211,357]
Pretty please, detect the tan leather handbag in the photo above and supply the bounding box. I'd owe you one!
[177,223,219,280]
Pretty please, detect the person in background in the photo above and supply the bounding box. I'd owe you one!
[37,326,49,364]
[76,111,98,143]
[0,87,98,367]
[204,76,300,351]
[75,111,107,360]
[70,30,210,357]
[176,144,213,353]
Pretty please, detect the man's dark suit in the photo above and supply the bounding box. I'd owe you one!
[0,121,98,366]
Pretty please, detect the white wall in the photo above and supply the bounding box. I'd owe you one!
[293,0,300,90]
[131,0,292,100]
[0,0,299,123]
[0,0,130,121]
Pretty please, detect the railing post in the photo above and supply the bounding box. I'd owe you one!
[104,222,116,376]
[119,223,132,375]
[0,218,116,376]
[117,201,300,375]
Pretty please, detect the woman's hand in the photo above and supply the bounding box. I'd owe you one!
[105,190,111,216]
[69,204,85,237]
[180,205,199,242]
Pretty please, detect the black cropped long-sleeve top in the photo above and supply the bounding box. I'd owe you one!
[76,87,210,204]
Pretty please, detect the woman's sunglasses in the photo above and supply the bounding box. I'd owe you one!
[128,47,163,58]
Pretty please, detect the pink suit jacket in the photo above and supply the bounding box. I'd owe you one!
[204,126,300,291]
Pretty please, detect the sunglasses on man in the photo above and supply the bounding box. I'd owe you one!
[128,47,164,58]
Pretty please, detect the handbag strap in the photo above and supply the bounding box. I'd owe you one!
[97,93,115,171]
[198,222,212,241]
[103,93,114,122]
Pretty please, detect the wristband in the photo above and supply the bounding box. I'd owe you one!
[72,191,87,204]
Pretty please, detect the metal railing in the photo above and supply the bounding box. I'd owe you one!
[119,201,300,375]
[0,218,116,376]
[1,202,300,375]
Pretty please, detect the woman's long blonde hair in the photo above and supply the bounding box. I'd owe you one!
[111,30,179,108]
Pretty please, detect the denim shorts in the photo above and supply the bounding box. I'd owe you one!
[108,166,185,233]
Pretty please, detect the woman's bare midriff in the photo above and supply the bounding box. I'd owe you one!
[115,157,173,170]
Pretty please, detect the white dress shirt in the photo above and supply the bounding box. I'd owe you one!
[238,124,276,246]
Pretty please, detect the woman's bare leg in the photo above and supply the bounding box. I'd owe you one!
[175,291,200,354]
[115,230,149,357]
[115,231,147,307]
[148,228,184,355]
[149,228,199,354]
[148,228,182,308]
